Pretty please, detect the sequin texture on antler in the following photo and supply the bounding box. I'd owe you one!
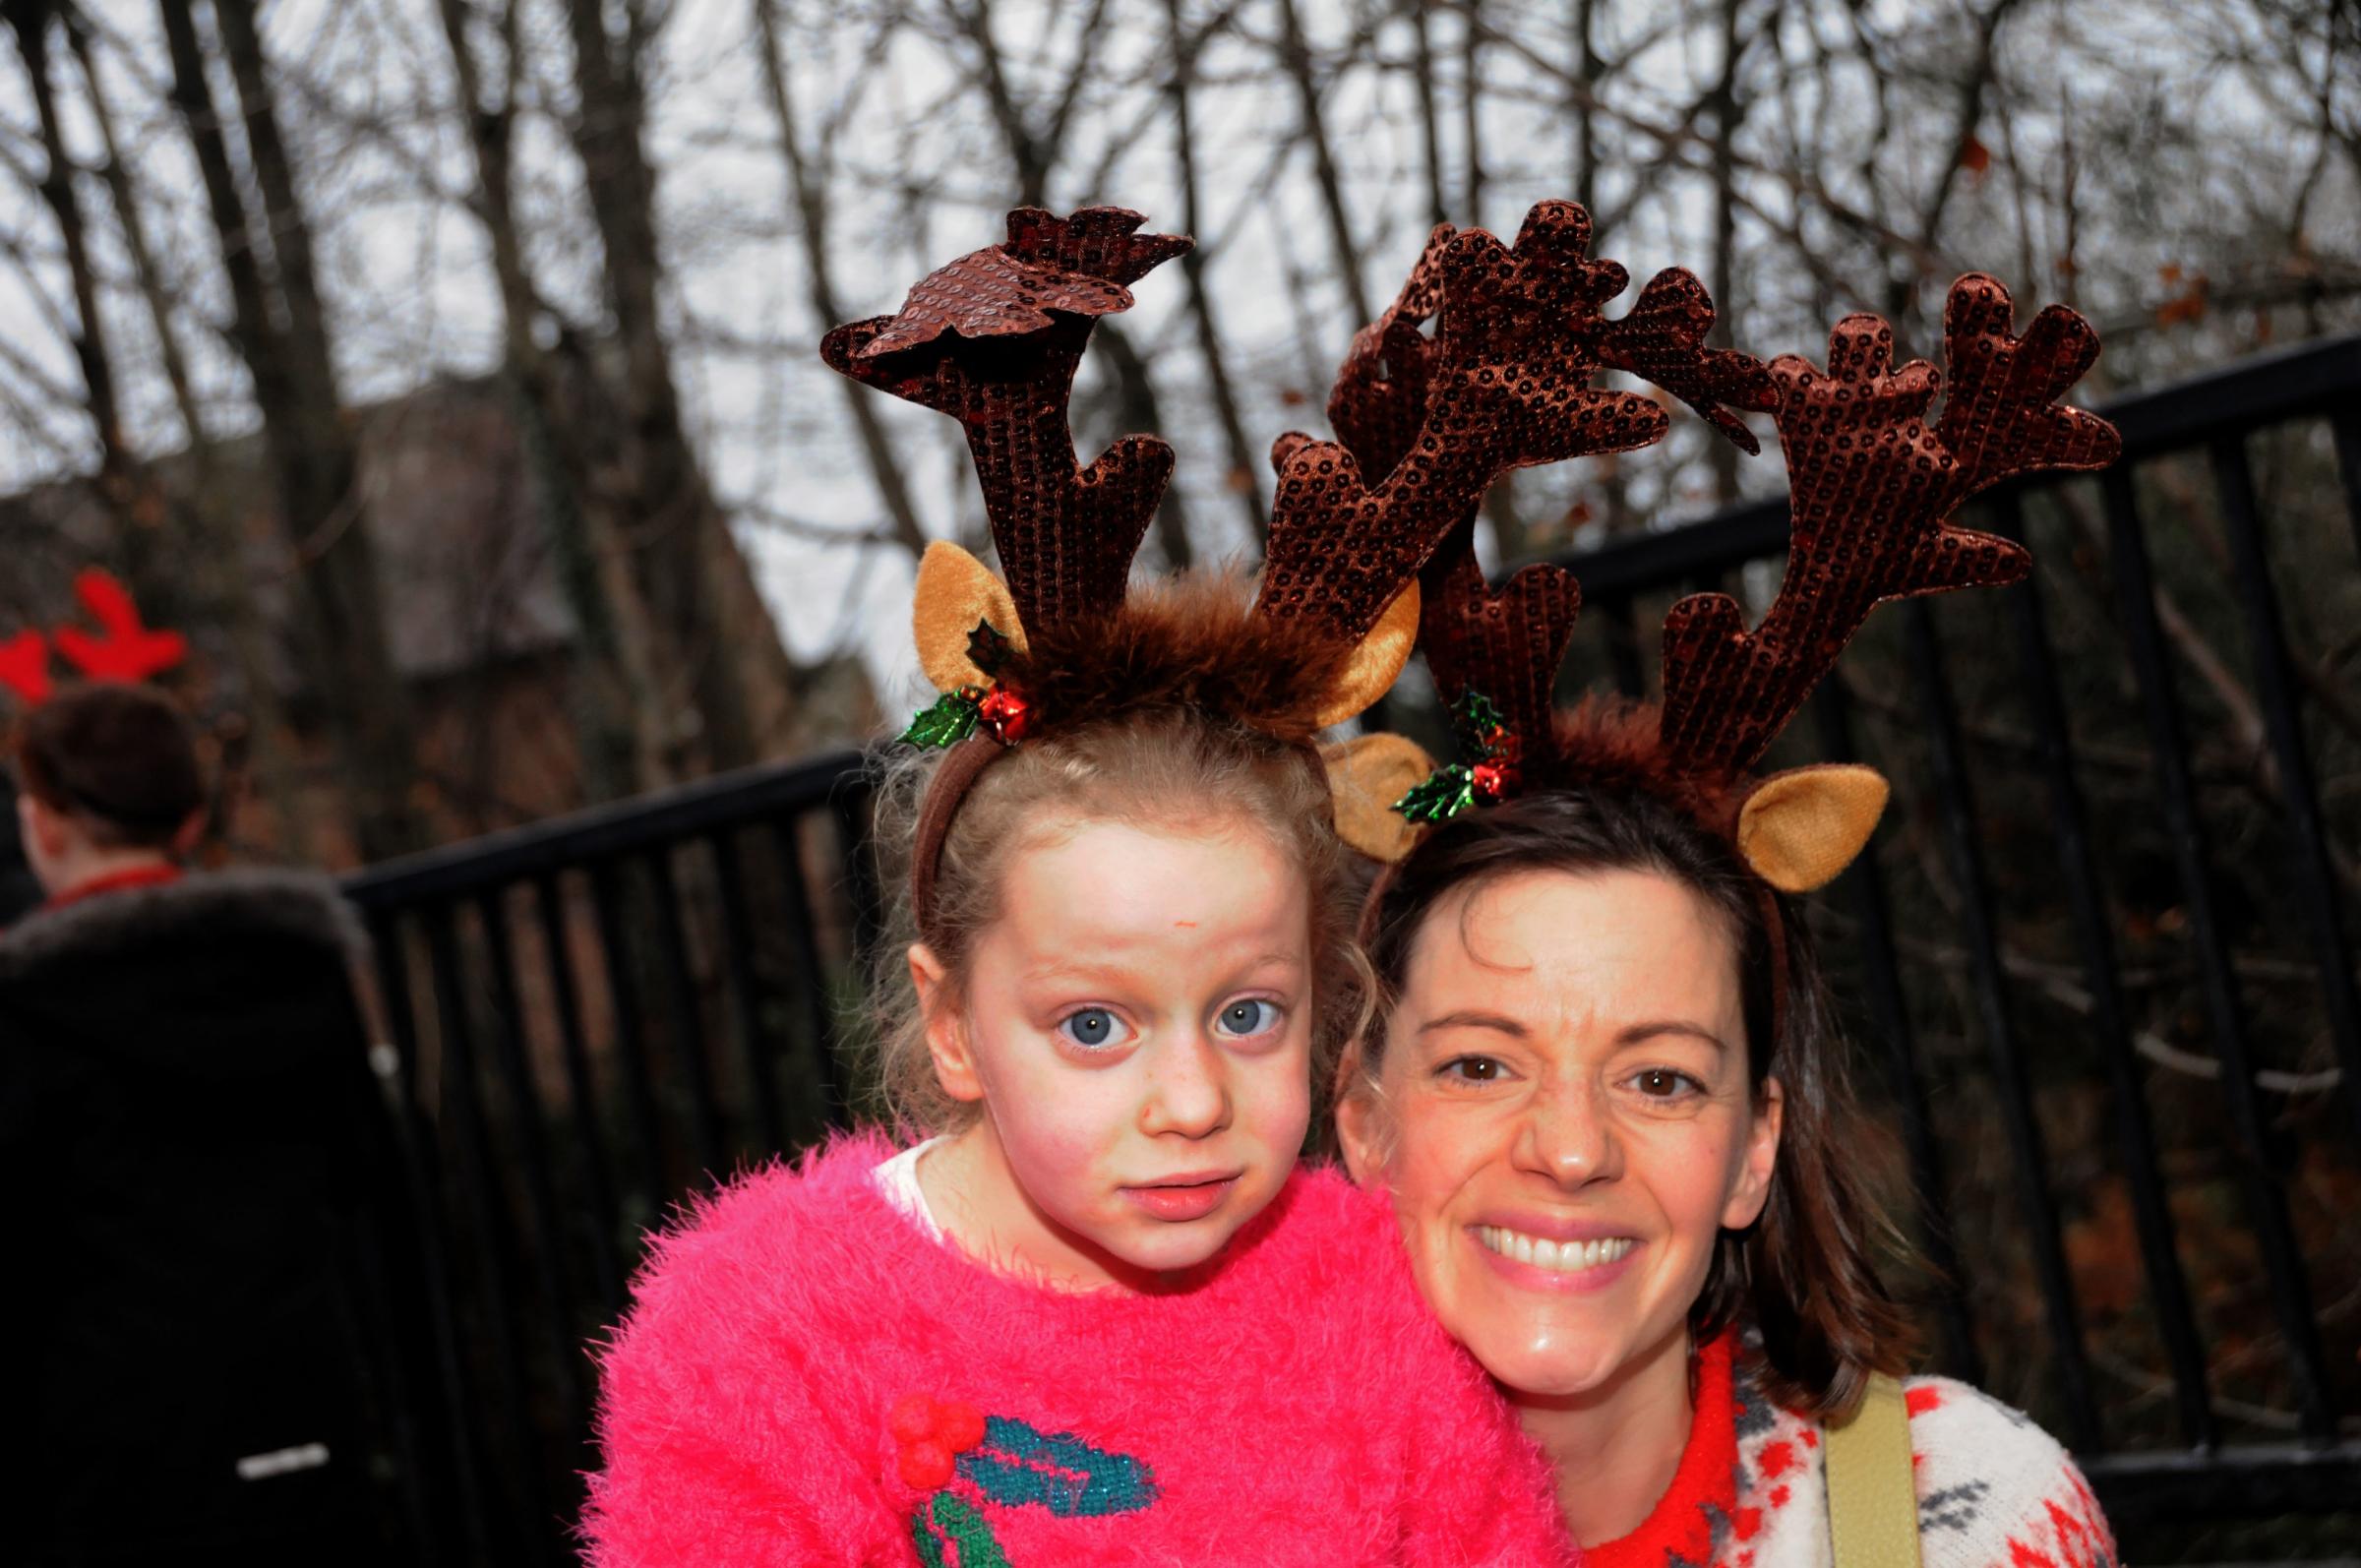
[1268,202,1775,648]
[822,208,1190,634]
[1657,273,2119,780]
[1355,271,2119,900]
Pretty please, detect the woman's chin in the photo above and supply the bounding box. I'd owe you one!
[1470,1331,1629,1403]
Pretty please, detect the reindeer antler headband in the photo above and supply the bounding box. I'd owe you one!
[1328,271,2120,904]
[825,203,1786,933]
[0,570,188,708]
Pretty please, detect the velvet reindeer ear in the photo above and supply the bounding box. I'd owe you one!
[1323,730,1438,863]
[1308,583,1422,731]
[1733,764,1890,892]
[912,541,1028,693]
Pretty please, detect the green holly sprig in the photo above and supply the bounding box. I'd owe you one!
[1393,691,1522,823]
[900,621,1030,749]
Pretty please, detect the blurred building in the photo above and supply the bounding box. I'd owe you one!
[0,374,877,884]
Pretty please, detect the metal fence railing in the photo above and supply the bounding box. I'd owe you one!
[345,334,2361,1562]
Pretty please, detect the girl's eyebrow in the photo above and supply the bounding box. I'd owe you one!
[1418,1009,1529,1038]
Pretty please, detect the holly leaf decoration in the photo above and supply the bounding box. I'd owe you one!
[966,619,1014,677]
[959,1416,1161,1518]
[901,690,981,748]
[1395,763,1478,824]
[1448,690,1506,751]
[911,1493,1010,1568]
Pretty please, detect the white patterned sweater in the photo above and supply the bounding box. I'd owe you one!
[1583,1334,2119,1568]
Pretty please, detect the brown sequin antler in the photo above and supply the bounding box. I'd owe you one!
[820,208,1190,633]
[1314,201,1773,852]
[1658,273,2120,780]
[1259,201,1756,648]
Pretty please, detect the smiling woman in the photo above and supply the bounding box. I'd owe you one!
[1341,789,2117,1568]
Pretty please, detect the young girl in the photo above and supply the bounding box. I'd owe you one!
[581,199,1717,1564]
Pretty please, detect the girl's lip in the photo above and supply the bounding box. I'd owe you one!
[1468,1228,1644,1295]
[1121,1175,1240,1223]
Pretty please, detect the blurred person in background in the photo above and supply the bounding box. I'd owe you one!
[0,683,402,1567]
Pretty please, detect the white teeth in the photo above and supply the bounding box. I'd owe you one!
[1477,1227,1636,1275]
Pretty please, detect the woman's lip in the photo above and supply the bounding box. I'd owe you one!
[1471,1212,1636,1243]
[1121,1175,1240,1222]
[1470,1229,1643,1294]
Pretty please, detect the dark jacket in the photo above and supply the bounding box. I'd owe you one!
[0,870,403,1565]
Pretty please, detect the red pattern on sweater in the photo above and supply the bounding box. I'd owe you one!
[1558,1333,2116,1568]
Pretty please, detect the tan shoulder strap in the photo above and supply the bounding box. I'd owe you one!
[1824,1372,1921,1568]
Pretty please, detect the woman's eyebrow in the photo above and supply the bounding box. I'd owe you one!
[1615,1021,1730,1053]
[1417,1009,1529,1038]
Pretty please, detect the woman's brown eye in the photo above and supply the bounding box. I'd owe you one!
[1639,1069,1681,1095]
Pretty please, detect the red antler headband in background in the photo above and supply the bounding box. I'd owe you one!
[0,571,189,707]
[0,631,51,706]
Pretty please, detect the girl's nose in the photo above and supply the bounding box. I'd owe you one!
[1139,1032,1233,1139]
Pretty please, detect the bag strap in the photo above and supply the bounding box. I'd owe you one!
[1824,1372,1922,1568]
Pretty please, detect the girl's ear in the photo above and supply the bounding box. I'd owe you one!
[1332,1039,1386,1185]
[910,942,984,1104]
[1722,1075,1785,1230]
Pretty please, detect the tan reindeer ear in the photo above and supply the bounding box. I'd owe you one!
[1310,583,1422,731]
[1735,764,1890,892]
[913,541,1027,692]
[1322,732,1438,863]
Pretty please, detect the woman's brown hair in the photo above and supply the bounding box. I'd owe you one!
[865,705,1369,1139]
[1355,787,1918,1421]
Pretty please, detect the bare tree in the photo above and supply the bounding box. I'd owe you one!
[158,0,424,859]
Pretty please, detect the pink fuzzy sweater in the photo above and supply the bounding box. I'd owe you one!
[583,1136,1575,1566]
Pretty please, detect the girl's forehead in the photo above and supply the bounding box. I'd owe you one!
[991,816,1310,959]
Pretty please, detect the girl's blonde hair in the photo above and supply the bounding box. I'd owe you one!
[864,708,1368,1137]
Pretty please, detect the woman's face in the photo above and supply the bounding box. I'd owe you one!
[1339,868,1781,1398]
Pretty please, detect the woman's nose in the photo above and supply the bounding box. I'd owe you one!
[1512,1080,1619,1188]
[1139,1032,1233,1139]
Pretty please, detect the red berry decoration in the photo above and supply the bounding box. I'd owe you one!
[936,1401,987,1453]
[978,685,1033,744]
[889,1393,938,1444]
[899,1439,955,1491]
[1472,760,1515,803]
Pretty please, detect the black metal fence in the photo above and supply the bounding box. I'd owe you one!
[343,335,2361,1562]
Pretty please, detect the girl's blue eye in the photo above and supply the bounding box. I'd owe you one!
[1216,998,1282,1038]
[1058,1008,1127,1050]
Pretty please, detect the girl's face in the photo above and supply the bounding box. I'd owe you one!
[1339,869,1781,1399]
[914,815,1314,1290]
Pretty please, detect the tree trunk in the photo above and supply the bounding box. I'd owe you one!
[561,0,788,772]
[1165,0,1263,548]
[1274,0,1372,325]
[161,0,423,860]
[1706,0,1744,508]
[63,5,309,856]
[435,0,660,802]
[753,0,930,562]
[1461,0,1484,229]
[1411,3,1448,230]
